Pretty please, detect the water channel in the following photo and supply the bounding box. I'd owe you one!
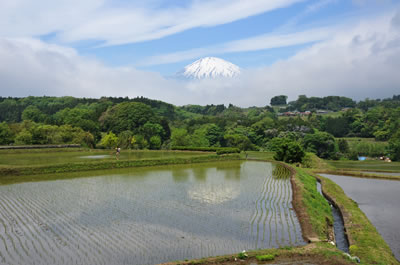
[320,174,400,261]
[0,161,305,265]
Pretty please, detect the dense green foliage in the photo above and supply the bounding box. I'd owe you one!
[270,95,287,106]
[0,94,399,160]
[274,140,305,163]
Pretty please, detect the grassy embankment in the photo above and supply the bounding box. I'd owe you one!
[306,154,399,264]
[314,173,399,265]
[322,160,400,180]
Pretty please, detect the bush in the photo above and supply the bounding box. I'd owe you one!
[274,141,305,163]
[303,131,337,159]
[149,135,162,150]
[256,254,275,261]
[99,132,118,149]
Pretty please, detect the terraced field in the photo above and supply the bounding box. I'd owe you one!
[0,161,304,265]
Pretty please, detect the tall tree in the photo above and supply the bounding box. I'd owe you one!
[270,95,288,106]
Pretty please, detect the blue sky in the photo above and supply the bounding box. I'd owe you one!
[0,0,399,106]
[59,0,395,74]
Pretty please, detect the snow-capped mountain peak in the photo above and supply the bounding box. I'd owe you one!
[177,57,240,79]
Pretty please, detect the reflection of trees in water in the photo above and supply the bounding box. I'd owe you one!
[272,164,291,180]
[172,168,189,182]
[192,167,208,182]
[216,163,242,181]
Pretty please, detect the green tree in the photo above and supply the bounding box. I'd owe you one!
[170,128,190,147]
[266,137,287,151]
[388,132,400,161]
[224,134,254,151]
[118,130,133,149]
[133,134,149,149]
[0,122,14,145]
[15,130,33,145]
[270,95,288,106]
[204,124,223,147]
[274,141,305,163]
[338,139,349,154]
[99,102,158,134]
[190,128,210,147]
[21,105,46,123]
[141,122,165,142]
[100,132,119,149]
[149,135,162,150]
[303,131,337,159]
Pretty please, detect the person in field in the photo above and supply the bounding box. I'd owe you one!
[116,147,121,160]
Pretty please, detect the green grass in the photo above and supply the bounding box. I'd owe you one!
[316,174,399,265]
[0,148,210,167]
[296,168,333,240]
[327,160,400,172]
[256,254,275,261]
[244,151,275,160]
[340,137,388,157]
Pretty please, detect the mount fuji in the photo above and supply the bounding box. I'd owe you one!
[176,57,240,79]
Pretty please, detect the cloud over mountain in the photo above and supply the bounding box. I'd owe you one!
[0,11,399,106]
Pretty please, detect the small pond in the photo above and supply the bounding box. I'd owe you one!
[0,161,304,265]
[320,174,400,261]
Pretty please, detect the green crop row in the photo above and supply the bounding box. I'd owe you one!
[171,146,240,154]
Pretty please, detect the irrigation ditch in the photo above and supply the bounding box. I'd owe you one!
[316,181,349,253]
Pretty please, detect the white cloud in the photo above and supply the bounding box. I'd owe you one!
[140,26,337,66]
[0,11,399,106]
[0,38,180,103]
[0,0,306,46]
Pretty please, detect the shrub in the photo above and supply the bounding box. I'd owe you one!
[99,132,118,149]
[256,254,275,261]
[274,141,305,163]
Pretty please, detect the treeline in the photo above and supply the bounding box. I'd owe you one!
[271,94,400,112]
[0,94,399,161]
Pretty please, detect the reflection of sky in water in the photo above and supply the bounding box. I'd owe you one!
[188,184,240,204]
[0,161,304,265]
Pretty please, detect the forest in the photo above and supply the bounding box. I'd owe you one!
[0,94,399,162]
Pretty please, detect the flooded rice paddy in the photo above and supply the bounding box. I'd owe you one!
[320,174,400,260]
[0,150,208,166]
[0,161,304,265]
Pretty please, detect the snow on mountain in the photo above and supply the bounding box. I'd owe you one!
[177,57,240,79]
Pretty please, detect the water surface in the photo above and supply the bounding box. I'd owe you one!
[320,174,400,260]
[0,161,304,265]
